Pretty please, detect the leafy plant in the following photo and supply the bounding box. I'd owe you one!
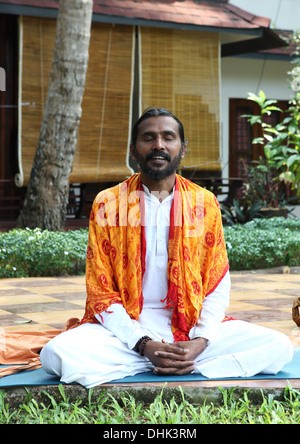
[221,197,264,225]
[246,90,300,194]
[220,159,288,225]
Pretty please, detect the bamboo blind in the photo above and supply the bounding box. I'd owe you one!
[140,27,221,171]
[21,16,56,185]
[20,17,134,186]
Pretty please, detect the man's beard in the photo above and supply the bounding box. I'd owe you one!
[133,149,183,180]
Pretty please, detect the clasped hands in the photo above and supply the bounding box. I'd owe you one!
[143,337,207,375]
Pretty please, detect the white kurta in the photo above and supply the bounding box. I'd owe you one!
[40,186,294,387]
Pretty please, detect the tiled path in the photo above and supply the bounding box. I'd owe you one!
[0,271,300,391]
[1,272,299,346]
[0,275,86,332]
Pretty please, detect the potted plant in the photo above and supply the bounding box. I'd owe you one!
[220,158,287,225]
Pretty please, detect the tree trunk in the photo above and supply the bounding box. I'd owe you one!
[17,0,93,230]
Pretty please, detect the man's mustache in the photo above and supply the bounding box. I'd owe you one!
[145,151,171,162]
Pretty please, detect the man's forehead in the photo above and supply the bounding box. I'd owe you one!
[137,115,180,135]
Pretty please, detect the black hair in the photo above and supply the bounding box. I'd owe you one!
[131,107,186,146]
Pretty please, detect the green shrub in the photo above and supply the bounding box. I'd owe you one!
[224,217,300,270]
[0,228,88,278]
[1,218,300,278]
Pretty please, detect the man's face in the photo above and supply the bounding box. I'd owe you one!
[131,116,186,181]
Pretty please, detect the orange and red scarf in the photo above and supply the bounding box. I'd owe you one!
[81,173,229,341]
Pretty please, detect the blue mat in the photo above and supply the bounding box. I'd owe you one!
[1,348,299,388]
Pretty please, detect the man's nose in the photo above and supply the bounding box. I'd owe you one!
[152,136,165,150]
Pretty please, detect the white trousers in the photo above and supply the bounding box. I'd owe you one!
[40,318,294,388]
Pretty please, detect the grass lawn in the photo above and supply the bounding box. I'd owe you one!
[1,385,300,424]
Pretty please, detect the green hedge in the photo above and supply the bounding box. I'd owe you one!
[224,217,300,271]
[0,228,88,278]
[1,218,300,278]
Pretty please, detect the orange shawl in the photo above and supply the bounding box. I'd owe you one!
[81,173,229,341]
[0,318,80,377]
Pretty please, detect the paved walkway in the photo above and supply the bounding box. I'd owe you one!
[1,271,299,346]
[0,271,300,403]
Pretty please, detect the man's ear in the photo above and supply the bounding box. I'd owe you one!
[181,141,188,159]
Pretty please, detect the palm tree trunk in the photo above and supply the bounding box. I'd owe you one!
[17,0,93,230]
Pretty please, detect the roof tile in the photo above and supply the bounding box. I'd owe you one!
[0,0,272,30]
